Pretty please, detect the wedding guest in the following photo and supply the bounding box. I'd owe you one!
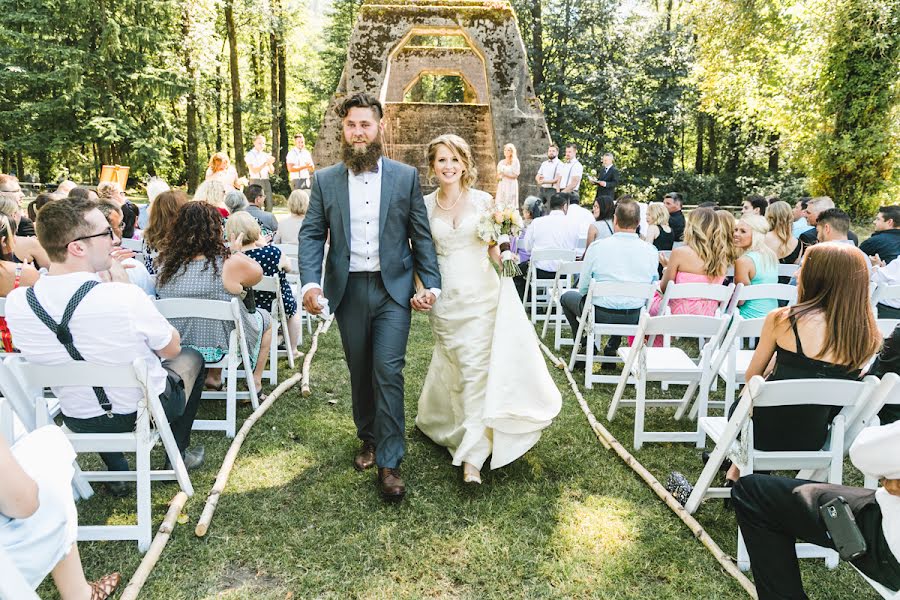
[26,192,55,222]
[97,180,139,239]
[733,421,900,599]
[792,197,814,237]
[651,207,729,316]
[1,174,36,237]
[560,200,658,367]
[565,192,597,242]
[6,197,207,477]
[642,202,674,251]
[226,212,302,359]
[663,192,686,242]
[741,195,767,217]
[535,144,561,204]
[244,183,278,234]
[513,195,543,299]
[495,143,520,208]
[1,427,121,599]
[733,214,779,318]
[584,195,615,248]
[142,189,189,274]
[193,179,229,218]
[273,189,308,244]
[139,176,170,229]
[285,133,315,190]
[559,143,583,201]
[765,200,801,266]
[224,190,249,215]
[588,152,618,201]
[205,152,242,190]
[155,201,272,394]
[0,214,40,352]
[725,243,880,484]
[245,134,275,211]
[522,192,582,278]
[0,187,50,269]
[799,197,859,250]
[860,205,900,266]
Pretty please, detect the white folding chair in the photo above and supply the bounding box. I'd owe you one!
[877,318,900,338]
[658,282,735,317]
[852,565,900,599]
[873,284,900,313]
[154,298,258,438]
[777,263,800,279]
[121,238,143,252]
[522,248,577,324]
[608,312,728,449]
[4,356,194,552]
[253,275,294,382]
[541,260,581,350]
[724,282,798,316]
[0,544,39,600]
[277,242,312,338]
[685,375,883,570]
[568,281,656,388]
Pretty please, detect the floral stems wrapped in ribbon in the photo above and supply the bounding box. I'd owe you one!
[477,206,524,277]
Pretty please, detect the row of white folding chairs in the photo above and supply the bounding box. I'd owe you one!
[684,373,900,572]
[0,356,194,552]
[521,248,578,325]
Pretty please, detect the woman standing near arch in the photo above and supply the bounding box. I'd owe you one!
[495,143,520,209]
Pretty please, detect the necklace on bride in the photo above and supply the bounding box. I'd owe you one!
[436,187,464,211]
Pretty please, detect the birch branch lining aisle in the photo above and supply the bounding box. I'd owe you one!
[537,341,759,600]
[120,491,189,600]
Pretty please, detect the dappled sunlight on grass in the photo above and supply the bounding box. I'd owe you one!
[551,494,638,561]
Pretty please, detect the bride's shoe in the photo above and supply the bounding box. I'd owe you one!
[462,463,482,484]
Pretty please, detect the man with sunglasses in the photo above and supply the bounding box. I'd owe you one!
[5,198,207,494]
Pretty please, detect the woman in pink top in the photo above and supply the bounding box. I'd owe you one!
[651,207,732,316]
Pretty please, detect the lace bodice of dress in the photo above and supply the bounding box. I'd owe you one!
[424,189,494,257]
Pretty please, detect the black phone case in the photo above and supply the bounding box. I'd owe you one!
[819,496,868,561]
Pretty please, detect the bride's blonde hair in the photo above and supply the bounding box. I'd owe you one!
[425,134,478,190]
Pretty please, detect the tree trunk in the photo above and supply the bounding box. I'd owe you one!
[277,10,288,180]
[707,117,718,174]
[215,63,223,151]
[182,2,199,192]
[530,1,544,95]
[225,0,245,174]
[15,151,24,180]
[270,23,280,175]
[767,132,779,174]
[725,124,739,175]
[694,112,704,174]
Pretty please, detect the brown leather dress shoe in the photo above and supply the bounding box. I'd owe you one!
[353,441,377,471]
[378,467,406,501]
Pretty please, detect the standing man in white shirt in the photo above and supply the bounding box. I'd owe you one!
[522,192,582,278]
[559,143,584,202]
[245,134,275,211]
[285,133,315,191]
[535,144,561,205]
[733,419,900,598]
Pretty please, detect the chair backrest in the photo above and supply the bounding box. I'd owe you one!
[275,244,299,271]
[586,281,657,311]
[253,275,280,294]
[778,263,800,278]
[658,250,672,261]
[154,298,235,321]
[554,260,583,278]
[530,248,577,263]
[639,311,728,339]
[672,241,685,249]
[873,284,900,306]
[877,318,900,338]
[659,282,735,316]
[121,238,143,252]
[747,376,877,410]
[736,282,798,304]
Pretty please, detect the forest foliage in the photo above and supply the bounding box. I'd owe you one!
[0,0,897,212]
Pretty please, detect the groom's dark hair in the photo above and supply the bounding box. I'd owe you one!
[336,92,383,120]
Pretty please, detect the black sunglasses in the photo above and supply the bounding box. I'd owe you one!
[70,227,114,244]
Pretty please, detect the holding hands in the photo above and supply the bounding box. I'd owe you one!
[410,289,436,312]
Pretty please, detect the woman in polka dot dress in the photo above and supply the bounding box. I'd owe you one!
[225,212,302,359]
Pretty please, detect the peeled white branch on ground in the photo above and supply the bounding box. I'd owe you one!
[120,491,189,600]
[537,341,758,600]
[195,372,302,537]
[301,317,330,398]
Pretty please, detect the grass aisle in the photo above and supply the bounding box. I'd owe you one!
[46,314,875,599]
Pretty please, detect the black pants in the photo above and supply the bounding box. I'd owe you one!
[878,303,900,319]
[335,272,410,469]
[559,290,641,352]
[733,474,900,599]
[63,348,206,471]
[538,187,556,204]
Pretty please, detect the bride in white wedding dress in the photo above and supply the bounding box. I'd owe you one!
[415,134,562,484]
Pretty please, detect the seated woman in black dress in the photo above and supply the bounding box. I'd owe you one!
[726,243,882,483]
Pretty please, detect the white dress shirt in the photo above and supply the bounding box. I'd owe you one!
[566,203,596,238]
[537,158,561,188]
[523,210,582,272]
[348,161,382,272]
[873,256,900,308]
[560,159,583,192]
[849,420,900,561]
[286,147,314,182]
[245,149,273,179]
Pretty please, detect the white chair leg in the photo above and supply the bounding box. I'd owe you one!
[226,357,237,439]
[585,329,595,390]
[694,382,709,448]
[737,527,751,572]
[136,444,152,552]
[634,373,647,450]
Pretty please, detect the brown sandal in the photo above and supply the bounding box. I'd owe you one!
[90,572,121,600]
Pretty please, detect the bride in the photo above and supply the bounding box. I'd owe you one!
[416,134,562,484]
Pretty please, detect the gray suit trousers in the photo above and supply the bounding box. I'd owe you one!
[335,272,411,469]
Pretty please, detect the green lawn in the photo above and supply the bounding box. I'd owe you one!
[41,315,880,599]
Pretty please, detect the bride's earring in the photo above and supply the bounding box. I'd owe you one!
[462,462,482,484]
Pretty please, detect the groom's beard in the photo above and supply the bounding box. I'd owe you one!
[342,134,384,174]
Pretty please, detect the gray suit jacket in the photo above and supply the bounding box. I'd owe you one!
[298,158,441,310]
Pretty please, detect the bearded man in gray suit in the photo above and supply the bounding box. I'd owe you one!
[298,93,441,501]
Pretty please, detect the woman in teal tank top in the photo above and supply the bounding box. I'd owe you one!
[734,214,779,318]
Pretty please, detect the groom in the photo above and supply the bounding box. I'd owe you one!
[299,92,442,501]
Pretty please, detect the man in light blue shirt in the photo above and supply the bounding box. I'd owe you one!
[792,198,815,238]
[560,200,659,368]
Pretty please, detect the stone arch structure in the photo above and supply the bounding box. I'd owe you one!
[312,0,551,203]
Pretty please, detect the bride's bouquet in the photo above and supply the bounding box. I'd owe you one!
[476,206,524,277]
